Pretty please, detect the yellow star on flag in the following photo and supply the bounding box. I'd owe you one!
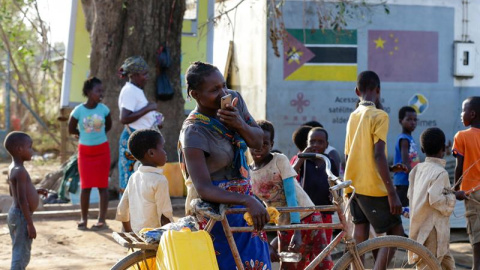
[286,47,304,64]
[374,37,386,49]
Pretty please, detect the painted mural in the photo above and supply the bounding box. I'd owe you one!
[408,93,429,115]
[266,4,456,159]
[284,29,357,82]
[368,30,438,83]
[282,92,318,126]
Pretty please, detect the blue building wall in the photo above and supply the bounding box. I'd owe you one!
[266,4,471,160]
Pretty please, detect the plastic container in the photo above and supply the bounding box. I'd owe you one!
[162,162,185,197]
[68,187,99,205]
[156,228,219,270]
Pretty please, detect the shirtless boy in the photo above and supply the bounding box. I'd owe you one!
[5,131,47,270]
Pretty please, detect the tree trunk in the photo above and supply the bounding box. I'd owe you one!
[81,0,186,189]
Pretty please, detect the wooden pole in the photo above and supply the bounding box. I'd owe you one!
[58,108,68,163]
[221,218,244,270]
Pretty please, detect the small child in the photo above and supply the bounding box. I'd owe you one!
[290,122,341,174]
[290,125,313,165]
[303,121,342,173]
[393,106,420,207]
[5,131,48,269]
[116,129,174,233]
[408,127,455,269]
[249,120,333,270]
[293,127,338,244]
[452,96,480,269]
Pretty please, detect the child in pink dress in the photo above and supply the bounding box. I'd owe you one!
[249,120,333,270]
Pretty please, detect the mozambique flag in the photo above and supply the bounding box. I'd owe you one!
[283,29,357,81]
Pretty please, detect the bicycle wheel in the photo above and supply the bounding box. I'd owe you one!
[333,235,441,269]
[111,250,157,270]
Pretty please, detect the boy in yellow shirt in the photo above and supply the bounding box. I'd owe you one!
[344,71,405,267]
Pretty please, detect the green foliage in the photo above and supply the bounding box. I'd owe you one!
[40,59,52,72]
[30,131,56,153]
[0,0,62,148]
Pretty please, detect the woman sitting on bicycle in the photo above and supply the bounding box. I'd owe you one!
[178,61,271,270]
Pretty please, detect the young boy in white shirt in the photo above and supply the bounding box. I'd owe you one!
[116,129,174,233]
[408,127,456,269]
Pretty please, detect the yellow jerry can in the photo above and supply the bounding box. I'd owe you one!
[156,228,219,270]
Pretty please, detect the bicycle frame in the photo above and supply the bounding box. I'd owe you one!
[112,153,439,270]
[298,153,363,270]
[203,153,364,270]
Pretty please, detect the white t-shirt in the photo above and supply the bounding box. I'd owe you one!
[115,165,174,233]
[325,145,336,155]
[118,82,156,130]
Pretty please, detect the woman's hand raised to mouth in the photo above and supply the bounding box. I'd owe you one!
[218,97,244,131]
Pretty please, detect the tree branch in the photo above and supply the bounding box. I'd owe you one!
[12,0,71,65]
[0,23,60,146]
[199,0,246,29]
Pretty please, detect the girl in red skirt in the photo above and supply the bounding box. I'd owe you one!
[68,77,112,230]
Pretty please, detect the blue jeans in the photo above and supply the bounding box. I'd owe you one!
[7,207,32,270]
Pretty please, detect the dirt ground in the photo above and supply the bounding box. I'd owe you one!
[0,216,127,269]
[0,160,474,269]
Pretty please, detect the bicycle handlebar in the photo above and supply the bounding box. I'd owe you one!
[298,153,334,178]
[297,153,352,191]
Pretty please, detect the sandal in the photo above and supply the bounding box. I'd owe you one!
[77,221,87,230]
[91,222,108,231]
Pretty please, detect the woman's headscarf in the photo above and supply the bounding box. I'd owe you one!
[118,56,149,78]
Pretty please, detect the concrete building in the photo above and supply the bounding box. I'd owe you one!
[213,0,479,161]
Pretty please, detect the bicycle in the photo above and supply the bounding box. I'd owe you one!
[111,153,441,270]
